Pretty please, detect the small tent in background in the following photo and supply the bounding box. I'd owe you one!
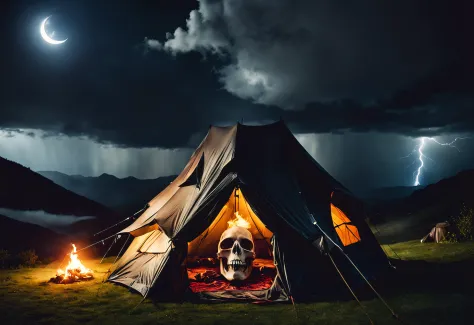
[107,121,390,302]
[421,222,450,243]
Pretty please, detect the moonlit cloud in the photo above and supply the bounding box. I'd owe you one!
[151,0,469,109]
[144,37,163,51]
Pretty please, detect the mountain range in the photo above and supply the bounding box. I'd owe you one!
[39,168,474,232]
[369,169,474,243]
[38,171,176,216]
[2,152,473,258]
[0,157,124,258]
[0,214,67,257]
[0,157,118,221]
[361,185,424,202]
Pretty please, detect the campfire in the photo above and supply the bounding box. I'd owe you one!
[49,244,94,284]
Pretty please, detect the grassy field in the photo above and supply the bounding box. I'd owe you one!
[1,241,474,325]
[382,240,474,263]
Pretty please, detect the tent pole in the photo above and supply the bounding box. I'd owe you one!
[311,218,403,322]
[328,252,374,324]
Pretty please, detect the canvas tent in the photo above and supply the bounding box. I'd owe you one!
[421,222,450,243]
[108,121,389,302]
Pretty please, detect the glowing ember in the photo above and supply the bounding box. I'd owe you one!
[227,211,251,229]
[51,244,93,284]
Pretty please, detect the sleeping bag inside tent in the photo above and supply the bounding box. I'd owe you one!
[107,121,390,302]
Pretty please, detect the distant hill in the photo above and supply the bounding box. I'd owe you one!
[370,169,474,243]
[362,185,423,202]
[38,171,176,216]
[0,214,67,258]
[0,157,121,236]
[403,169,474,214]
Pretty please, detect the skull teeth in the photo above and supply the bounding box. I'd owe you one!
[225,260,247,271]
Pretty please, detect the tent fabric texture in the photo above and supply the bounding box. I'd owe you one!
[421,222,450,243]
[107,121,389,302]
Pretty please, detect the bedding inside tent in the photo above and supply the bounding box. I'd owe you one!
[186,188,276,293]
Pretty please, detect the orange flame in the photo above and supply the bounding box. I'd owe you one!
[227,211,251,229]
[57,244,93,279]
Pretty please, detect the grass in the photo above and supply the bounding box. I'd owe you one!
[1,243,474,325]
[382,240,474,263]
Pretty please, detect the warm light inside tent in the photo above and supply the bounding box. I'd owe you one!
[186,188,276,293]
[228,211,251,229]
[187,188,273,258]
[330,204,361,246]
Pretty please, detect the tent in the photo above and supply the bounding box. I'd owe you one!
[108,121,389,302]
[421,222,450,243]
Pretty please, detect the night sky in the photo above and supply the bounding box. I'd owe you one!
[1,0,473,195]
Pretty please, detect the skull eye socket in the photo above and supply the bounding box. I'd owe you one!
[220,238,234,249]
[240,238,254,250]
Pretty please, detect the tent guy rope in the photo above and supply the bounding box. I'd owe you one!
[72,205,150,254]
[310,214,404,323]
[328,252,374,325]
[93,204,149,237]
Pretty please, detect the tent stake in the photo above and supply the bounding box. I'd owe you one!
[289,295,299,320]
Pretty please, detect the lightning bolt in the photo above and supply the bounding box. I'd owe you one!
[413,138,426,186]
[406,136,470,186]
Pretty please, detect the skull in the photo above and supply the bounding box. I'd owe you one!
[217,226,255,281]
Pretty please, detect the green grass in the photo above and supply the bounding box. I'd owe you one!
[1,243,474,325]
[382,240,474,263]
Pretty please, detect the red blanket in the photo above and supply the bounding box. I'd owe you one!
[187,259,276,293]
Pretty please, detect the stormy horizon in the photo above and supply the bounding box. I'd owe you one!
[1,0,473,195]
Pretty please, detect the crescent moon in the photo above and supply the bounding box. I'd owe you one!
[40,16,68,45]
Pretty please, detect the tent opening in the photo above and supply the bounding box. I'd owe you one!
[330,203,361,246]
[186,188,276,293]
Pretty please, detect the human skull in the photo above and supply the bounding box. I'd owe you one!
[217,226,255,281]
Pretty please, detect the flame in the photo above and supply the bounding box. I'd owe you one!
[227,211,251,229]
[57,244,93,279]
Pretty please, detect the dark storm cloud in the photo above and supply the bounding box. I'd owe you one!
[283,93,474,138]
[0,128,36,138]
[1,0,473,149]
[149,0,474,136]
[0,0,230,149]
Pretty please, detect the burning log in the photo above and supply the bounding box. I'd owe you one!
[49,270,93,284]
[49,244,94,284]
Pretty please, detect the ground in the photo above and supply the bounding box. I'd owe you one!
[1,241,474,325]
